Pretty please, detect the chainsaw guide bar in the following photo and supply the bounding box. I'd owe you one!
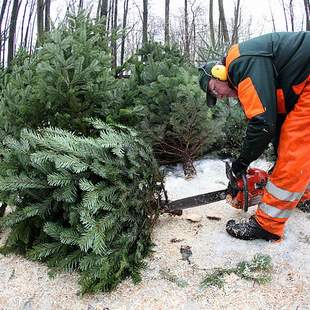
[164,189,227,211]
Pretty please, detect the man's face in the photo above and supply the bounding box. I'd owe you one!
[208,79,238,99]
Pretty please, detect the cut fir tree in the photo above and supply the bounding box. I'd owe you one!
[0,120,162,293]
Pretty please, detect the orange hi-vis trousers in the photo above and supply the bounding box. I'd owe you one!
[255,77,310,238]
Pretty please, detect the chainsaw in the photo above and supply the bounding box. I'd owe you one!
[161,162,268,214]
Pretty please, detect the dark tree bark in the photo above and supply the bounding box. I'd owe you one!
[29,10,37,53]
[184,0,190,59]
[20,0,30,47]
[164,0,170,45]
[0,0,9,64]
[231,0,241,44]
[269,5,277,32]
[209,0,215,48]
[142,0,148,47]
[218,0,229,44]
[45,0,51,33]
[107,0,113,33]
[7,0,20,66]
[289,0,294,31]
[304,0,310,30]
[120,0,129,65]
[78,0,84,11]
[281,0,289,31]
[37,0,44,46]
[111,0,118,69]
[2,0,12,66]
[24,0,35,48]
[100,0,109,30]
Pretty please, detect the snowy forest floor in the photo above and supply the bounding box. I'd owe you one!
[1,158,310,310]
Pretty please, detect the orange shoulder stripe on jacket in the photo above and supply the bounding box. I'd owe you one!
[225,44,240,69]
[238,77,266,119]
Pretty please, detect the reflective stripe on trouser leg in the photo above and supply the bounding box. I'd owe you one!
[301,182,310,202]
[255,77,310,237]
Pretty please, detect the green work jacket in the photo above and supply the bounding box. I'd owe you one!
[225,31,310,164]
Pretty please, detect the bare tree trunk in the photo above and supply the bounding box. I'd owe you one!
[29,10,37,54]
[269,3,277,32]
[289,0,294,31]
[231,0,241,44]
[78,0,84,11]
[184,0,190,59]
[164,0,170,45]
[100,0,109,30]
[37,0,44,46]
[120,0,129,65]
[142,0,148,47]
[24,0,35,48]
[218,0,229,44]
[20,0,30,47]
[0,0,9,25]
[304,0,310,30]
[183,158,196,179]
[7,0,20,66]
[107,0,113,33]
[189,2,198,62]
[45,0,51,33]
[281,0,289,31]
[0,0,9,64]
[209,0,215,49]
[2,0,12,66]
[111,0,118,69]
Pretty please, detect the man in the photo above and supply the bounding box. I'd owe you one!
[199,32,310,241]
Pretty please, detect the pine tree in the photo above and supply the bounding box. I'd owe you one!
[0,13,120,137]
[0,120,161,293]
[119,42,219,177]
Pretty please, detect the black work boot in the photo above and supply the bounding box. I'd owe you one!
[226,216,280,241]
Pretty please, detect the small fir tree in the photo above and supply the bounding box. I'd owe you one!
[0,120,161,293]
[0,13,120,137]
[118,43,220,177]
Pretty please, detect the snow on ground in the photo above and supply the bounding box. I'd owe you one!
[0,158,310,309]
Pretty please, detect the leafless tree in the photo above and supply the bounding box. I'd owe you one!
[209,0,215,49]
[45,0,51,33]
[78,0,84,11]
[98,0,109,30]
[184,0,190,59]
[269,3,277,32]
[107,0,113,33]
[120,0,129,65]
[24,0,35,48]
[37,0,44,46]
[281,0,289,31]
[218,0,229,45]
[142,0,148,47]
[111,0,118,69]
[165,0,170,45]
[289,0,295,31]
[29,10,37,53]
[231,0,241,44]
[20,0,29,47]
[7,0,21,66]
[0,0,9,64]
[304,0,310,30]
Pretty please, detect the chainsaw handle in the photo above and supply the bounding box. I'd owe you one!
[242,173,249,212]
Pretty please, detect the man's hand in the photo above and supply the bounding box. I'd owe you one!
[231,159,248,178]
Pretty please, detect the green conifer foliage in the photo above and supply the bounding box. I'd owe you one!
[0,120,161,293]
[0,14,119,137]
[119,43,219,177]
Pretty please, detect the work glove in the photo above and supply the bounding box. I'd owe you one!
[231,158,249,178]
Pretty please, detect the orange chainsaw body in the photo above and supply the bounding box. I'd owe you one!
[228,167,268,209]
